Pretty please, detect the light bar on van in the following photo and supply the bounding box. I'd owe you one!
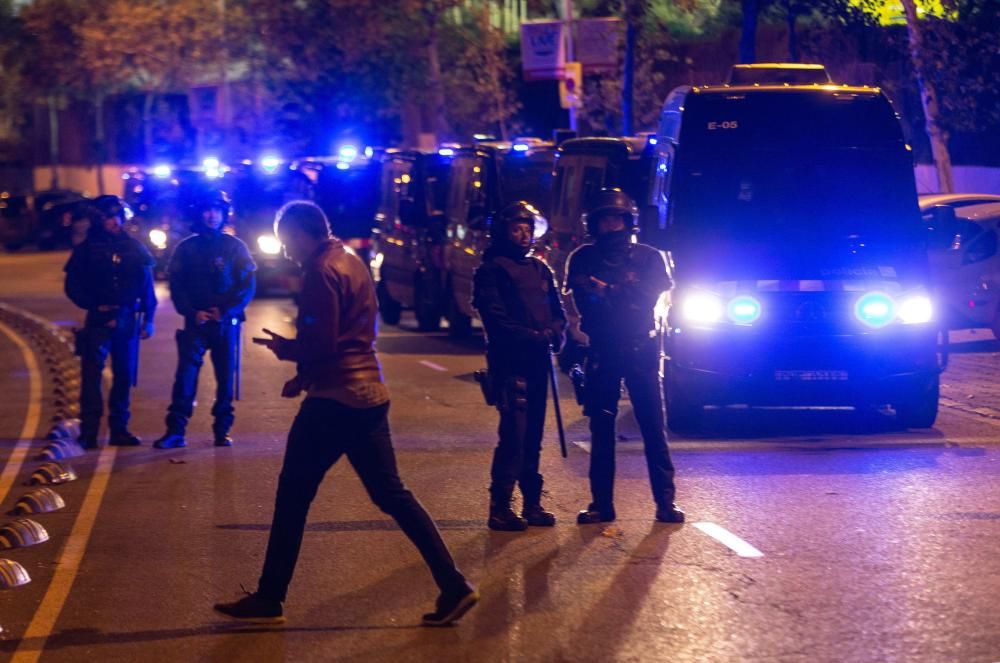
[338,145,358,161]
[727,296,762,324]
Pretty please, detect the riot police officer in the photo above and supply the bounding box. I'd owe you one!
[64,195,156,448]
[473,201,566,531]
[564,188,684,524]
[153,191,256,449]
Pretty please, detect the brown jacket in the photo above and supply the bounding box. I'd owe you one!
[289,239,383,390]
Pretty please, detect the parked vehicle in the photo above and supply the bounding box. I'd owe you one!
[370,149,452,330]
[227,158,311,295]
[35,189,87,250]
[545,135,658,357]
[922,197,1000,337]
[442,140,556,335]
[311,152,382,268]
[655,84,939,431]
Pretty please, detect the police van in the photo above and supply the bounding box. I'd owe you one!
[655,84,940,431]
[545,135,659,360]
[369,149,452,330]
[442,140,555,335]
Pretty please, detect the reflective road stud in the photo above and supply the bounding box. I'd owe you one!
[0,558,31,588]
[0,519,50,549]
[29,463,77,486]
[13,488,66,515]
[37,439,85,461]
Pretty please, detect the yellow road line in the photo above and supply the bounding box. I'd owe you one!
[0,319,43,506]
[11,446,118,663]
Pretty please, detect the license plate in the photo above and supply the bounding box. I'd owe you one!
[774,370,848,382]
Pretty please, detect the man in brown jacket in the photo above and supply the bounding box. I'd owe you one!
[213,201,477,626]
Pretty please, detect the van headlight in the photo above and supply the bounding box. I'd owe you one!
[682,291,724,324]
[148,228,168,250]
[257,234,282,255]
[897,294,933,324]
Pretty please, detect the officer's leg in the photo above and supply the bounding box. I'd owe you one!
[208,322,236,439]
[257,399,343,603]
[518,369,549,510]
[488,375,529,528]
[585,357,623,514]
[346,401,469,595]
[165,328,206,435]
[107,327,136,434]
[625,357,678,509]
[78,329,110,444]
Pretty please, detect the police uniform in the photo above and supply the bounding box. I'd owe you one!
[64,198,156,448]
[156,203,256,447]
[564,188,684,524]
[473,202,566,531]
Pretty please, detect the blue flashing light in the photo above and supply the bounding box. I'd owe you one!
[260,155,282,174]
[727,296,761,324]
[338,145,358,161]
[336,161,350,170]
[152,164,172,179]
[438,148,455,156]
[648,136,659,145]
[855,292,895,328]
[512,143,530,152]
[203,156,220,170]
[364,146,374,158]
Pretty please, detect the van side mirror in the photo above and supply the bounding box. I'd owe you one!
[927,205,958,250]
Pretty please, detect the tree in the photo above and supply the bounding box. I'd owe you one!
[76,0,228,162]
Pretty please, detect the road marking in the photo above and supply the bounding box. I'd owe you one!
[11,446,117,663]
[0,320,43,507]
[419,360,447,372]
[693,522,764,558]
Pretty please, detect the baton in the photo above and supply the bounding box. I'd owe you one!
[131,308,140,387]
[234,321,242,401]
[549,349,568,458]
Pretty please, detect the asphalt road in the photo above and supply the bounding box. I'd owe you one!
[0,250,999,663]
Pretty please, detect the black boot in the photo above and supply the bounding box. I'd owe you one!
[576,503,616,524]
[655,503,685,523]
[488,488,527,531]
[109,430,142,446]
[522,504,556,527]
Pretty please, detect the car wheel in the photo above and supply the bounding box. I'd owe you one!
[445,284,472,338]
[664,363,702,434]
[377,280,402,326]
[894,375,939,429]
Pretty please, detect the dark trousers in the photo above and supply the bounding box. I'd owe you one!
[78,325,137,439]
[584,342,677,511]
[257,397,467,603]
[489,366,548,506]
[165,322,237,436]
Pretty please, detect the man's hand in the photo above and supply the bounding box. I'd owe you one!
[252,328,295,361]
[281,375,304,398]
[140,320,154,339]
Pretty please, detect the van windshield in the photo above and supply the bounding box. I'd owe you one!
[672,92,920,248]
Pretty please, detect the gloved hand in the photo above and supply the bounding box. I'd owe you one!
[140,320,154,339]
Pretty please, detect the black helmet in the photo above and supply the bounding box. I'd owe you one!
[92,195,132,223]
[487,200,542,243]
[584,187,637,236]
[187,190,232,223]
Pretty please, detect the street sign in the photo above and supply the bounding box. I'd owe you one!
[559,62,583,110]
[576,18,623,73]
[520,20,565,81]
